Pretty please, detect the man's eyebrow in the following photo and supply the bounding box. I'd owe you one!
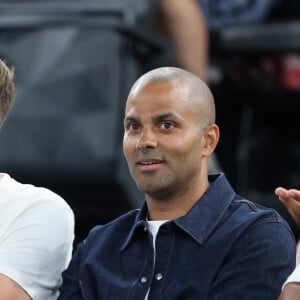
[124,112,181,123]
[154,113,180,121]
[124,115,138,123]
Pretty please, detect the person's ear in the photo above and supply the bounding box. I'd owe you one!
[202,124,220,158]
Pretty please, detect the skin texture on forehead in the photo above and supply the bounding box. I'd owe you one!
[127,67,215,128]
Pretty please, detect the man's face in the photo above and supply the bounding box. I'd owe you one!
[123,81,206,199]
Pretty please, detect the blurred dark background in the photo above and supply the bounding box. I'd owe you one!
[0,0,299,245]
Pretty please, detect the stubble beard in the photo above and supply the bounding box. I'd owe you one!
[135,172,177,201]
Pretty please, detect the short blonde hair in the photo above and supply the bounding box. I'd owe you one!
[0,59,15,126]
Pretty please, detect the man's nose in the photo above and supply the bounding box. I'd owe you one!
[136,130,157,151]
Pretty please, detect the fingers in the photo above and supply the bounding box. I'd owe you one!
[275,187,300,203]
[275,187,300,225]
[288,189,300,200]
[275,187,289,202]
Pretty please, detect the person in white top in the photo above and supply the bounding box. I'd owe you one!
[275,187,300,299]
[0,58,74,300]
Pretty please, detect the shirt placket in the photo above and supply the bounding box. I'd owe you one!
[148,225,175,299]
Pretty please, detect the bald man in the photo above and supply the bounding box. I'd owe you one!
[59,67,295,300]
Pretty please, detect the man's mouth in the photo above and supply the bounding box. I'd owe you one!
[136,159,163,171]
[138,159,162,165]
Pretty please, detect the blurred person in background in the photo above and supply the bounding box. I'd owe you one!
[155,0,208,81]
[155,0,277,82]
[0,58,74,300]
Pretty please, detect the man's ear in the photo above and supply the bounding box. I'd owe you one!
[202,124,220,157]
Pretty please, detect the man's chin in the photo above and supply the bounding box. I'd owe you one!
[136,182,171,200]
[137,182,160,194]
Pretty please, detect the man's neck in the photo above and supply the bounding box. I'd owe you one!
[146,180,209,221]
[146,203,191,221]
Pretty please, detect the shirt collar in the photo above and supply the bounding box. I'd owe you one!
[121,173,235,250]
[175,173,235,245]
[121,204,148,251]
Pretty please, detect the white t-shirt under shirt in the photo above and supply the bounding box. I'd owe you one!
[145,219,168,300]
[0,173,74,300]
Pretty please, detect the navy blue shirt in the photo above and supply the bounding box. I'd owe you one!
[59,173,296,299]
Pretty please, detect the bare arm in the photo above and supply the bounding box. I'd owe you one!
[155,0,208,81]
[278,282,300,300]
[0,274,31,300]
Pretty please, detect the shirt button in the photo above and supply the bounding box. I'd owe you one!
[155,273,163,281]
[144,226,147,232]
[141,277,147,283]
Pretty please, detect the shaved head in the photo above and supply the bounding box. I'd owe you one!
[128,67,216,129]
[124,66,219,208]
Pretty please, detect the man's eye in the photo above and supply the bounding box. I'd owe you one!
[127,123,139,130]
[161,122,174,130]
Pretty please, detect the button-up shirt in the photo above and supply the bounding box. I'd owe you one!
[59,173,296,299]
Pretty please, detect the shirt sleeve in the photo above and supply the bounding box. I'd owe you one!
[0,200,74,300]
[58,241,85,300]
[209,221,296,300]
